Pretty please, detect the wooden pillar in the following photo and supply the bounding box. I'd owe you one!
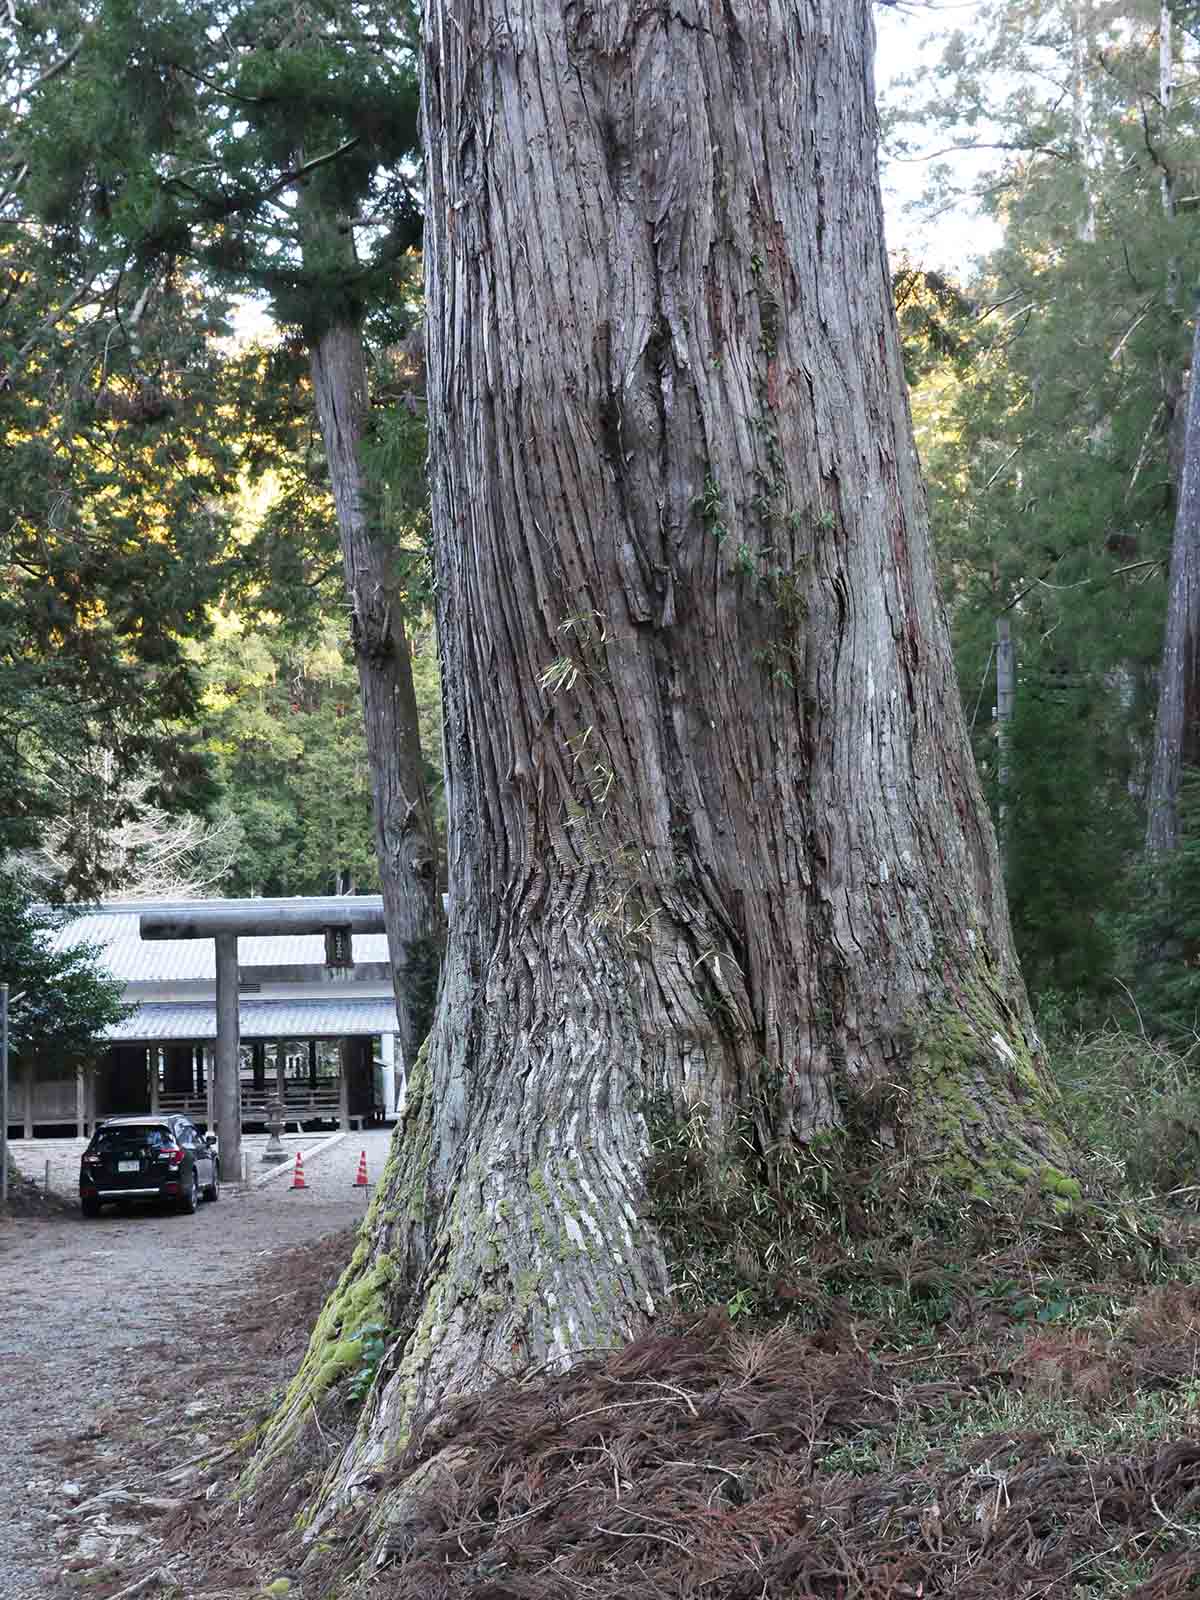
[275,1039,287,1104]
[149,1047,161,1113]
[252,1042,265,1092]
[338,1038,351,1130]
[214,931,243,1181]
[308,1038,318,1089]
[358,1037,374,1120]
[75,1065,86,1137]
[23,1055,34,1137]
[204,1045,215,1127]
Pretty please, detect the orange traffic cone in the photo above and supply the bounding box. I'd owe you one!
[353,1150,369,1188]
[290,1151,308,1191]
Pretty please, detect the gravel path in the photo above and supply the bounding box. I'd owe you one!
[0,1128,394,1600]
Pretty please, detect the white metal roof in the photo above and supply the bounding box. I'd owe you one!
[50,897,392,983]
[106,996,400,1042]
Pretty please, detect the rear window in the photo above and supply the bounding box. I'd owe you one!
[92,1126,176,1152]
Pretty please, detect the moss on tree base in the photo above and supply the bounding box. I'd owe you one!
[903,958,1076,1208]
[238,1217,399,1496]
[239,1042,435,1500]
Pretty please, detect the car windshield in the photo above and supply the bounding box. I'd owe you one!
[92,1126,175,1152]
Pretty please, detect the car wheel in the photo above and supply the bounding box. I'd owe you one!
[203,1161,219,1202]
[81,1196,102,1218]
[178,1171,199,1214]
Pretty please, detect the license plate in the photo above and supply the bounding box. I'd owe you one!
[117,1160,140,1172]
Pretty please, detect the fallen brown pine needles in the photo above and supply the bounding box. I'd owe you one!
[340,1234,1200,1600]
[52,1207,1200,1600]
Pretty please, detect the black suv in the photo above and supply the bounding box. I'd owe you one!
[80,1114,220,1217]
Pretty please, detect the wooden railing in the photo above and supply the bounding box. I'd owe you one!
[155,1085,343,1128]
[240,1086,341,1124]
[157,1092,209,1119]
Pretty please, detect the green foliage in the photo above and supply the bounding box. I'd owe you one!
[220,342,351,627]
[888,2,1200,1013]
[0,3,252,887]
[892,263,975,384]
[916,258,1171,928]
[0,868,129,1069]
[0,347,236,887]
[22,0,425,339]
[644,1096,848,1320]
[196,618,376,896]
[193,613,443,897]
[1126,775,1200,1039]
[644,1050,1200,1382]
[645,1080,1070,1327]
[1002,684,1139,998]
[343,1321,391,1405]
[0,0,438,906]
[223,334,431,630]
[1044,1009,1200,1197]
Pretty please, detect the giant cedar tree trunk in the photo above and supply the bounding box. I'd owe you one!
[252,0,1071,1525]
[1146,315,1200,856]
[308,316,445,1066]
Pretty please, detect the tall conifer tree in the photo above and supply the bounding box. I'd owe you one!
[21,0,445,1057]
[242,5,1075,1548]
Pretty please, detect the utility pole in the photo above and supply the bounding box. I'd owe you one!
[0,986,25,1207]
[996,616,1015,867]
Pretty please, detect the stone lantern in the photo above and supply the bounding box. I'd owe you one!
[261,1100,289,1164]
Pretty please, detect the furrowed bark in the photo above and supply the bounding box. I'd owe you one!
[252,0,1074,1538]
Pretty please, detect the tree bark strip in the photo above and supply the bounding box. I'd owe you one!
[1146,313,1200,855]
[308,309,445,1066]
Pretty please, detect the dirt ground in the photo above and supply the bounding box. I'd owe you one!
[0,1133,389,1600]
[8,1156,1200,1600]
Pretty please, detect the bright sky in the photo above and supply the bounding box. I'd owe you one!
[874,0,1000,276]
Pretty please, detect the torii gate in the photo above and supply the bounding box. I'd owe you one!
[140,902,388,1181]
